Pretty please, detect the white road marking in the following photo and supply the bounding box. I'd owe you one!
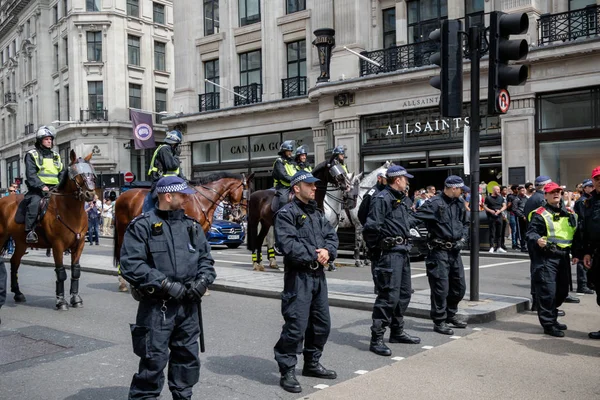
[354,370,369,375]
[314,384,330,390]
[213,259,253,265]
[391,356,405,361]
[450,336,461,339]
[411,259,525,278]
[472,327,483,331]
[422,345,434,350]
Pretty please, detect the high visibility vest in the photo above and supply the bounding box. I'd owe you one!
[148,145,180,177]
[273,158,296,187]
[295,164,312,173]
[29,149,62,185]
[340,164,348,174]
[534,207,577,248]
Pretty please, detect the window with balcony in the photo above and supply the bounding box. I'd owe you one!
[236,50,262,105]
[153,2,165,24]
[86,0,101,12]
[283,40,306,98]
[87,31,102,62]
[465,0,484,30]
[128,35,140,66]
[204,0,219,36]
[407,0,447,43]
[155,88,167,124]
[154,41,166,71]
[383,8,396,48]
[127,0,139,17]
[539,1,599,45]
[87,81,104,120]
[201,59,220,111]
[239,0,260,26]
[287,0,306,14]
[129,83,142,110]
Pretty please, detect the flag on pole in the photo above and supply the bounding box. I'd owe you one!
[130,109,156,150]
[463,124,470,176]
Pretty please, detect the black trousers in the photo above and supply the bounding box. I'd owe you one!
[518,217,528,249]
[24,188,45,231]
[532,254,570,329]
[371,252,411,335]
[488,217,502,249]
[425,248,466,324]
[576,261,589,291]
[274,269,330,373]
[500,218,508,249]
[129,301,200,400]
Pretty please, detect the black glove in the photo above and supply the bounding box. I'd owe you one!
[454,238,467,250]
[186,278,208,302]
[161,280,186,300]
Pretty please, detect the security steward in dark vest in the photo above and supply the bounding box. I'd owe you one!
[417,175,469,336]
[526,182,576,338]
[272,140,297,211]
[120,176,216,400]
[294,145,312,172]
[363,165,422,357]
[273,170,339,394]
[143,130,185,213]
[573,179,595,295]
[573,166,600,339]
[328,145,349,175]
[24,126,66,243]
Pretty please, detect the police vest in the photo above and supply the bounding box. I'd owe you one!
[28,149,62,185]
[295,164,312,173]
[273,158,296,187]
[148,145,180,177]
[534,207,577,248]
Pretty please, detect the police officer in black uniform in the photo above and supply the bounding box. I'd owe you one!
[573,166,600,339]
[363,165,422,357]
[417,176,469,335]
[274,170,338,394]
[573,179,595,294]
[120,176,216,400]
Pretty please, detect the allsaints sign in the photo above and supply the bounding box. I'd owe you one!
[385,117,470,136]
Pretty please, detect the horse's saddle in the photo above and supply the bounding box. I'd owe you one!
[14,196,49,225]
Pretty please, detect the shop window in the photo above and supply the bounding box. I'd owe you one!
[282,129,314,155]
[383,8,396,48]
[537,90,594,133]
[239,0,260,26]
[407,0,448,43]
[250,133,281,160]
[204,0,219,36]
[221,137,250,162]
[193,141,219,164]
[540,138,600,189]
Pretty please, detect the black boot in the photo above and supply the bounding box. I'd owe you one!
[543,326,565,337]
[446,316,468,328]
[389,330,421,344]
[302,362,337,379]
[554,322,568,331]
[576,287,594,295]
[434,322,454,335]
[556,309,566,317]
[564,295,580,303]
[279,369,301,393]
[588,331,600,339]
[369,333,392,356]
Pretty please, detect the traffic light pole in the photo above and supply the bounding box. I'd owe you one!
[468,26,481,302]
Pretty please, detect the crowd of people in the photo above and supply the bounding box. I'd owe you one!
[84,194,115,244]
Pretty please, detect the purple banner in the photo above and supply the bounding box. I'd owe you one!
[130,109,156,150]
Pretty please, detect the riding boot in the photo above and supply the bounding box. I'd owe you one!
[69,265,83,308]
[55,266,68,311]
[369,332,392,356]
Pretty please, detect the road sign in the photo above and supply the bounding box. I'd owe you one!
[124,171,135,183]
[497,89,511,113]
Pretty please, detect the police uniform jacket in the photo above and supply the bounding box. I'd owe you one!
[526,203,576,262]
[24,147,66,190]
[120,208,216,293]
[150,145,185,182]
[524,190,545,221]
[357,182,386,226]
[416,193,469,242]
[573,191,600,258]
[274,197,338,268]
[273,156,295,188]
[363,186,420,251]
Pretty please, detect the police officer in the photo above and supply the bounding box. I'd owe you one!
[573,179,595,294]
[363,165,422,357]
[273,170,338,394]
[328,145,348,174]
[294,145,312,172]
[272,140,297,211]
[417,176,469,335]
[143,130,185,212]
[526,182,577,337]
[573,166,600,339]
[120,176,216,399]
[24,126,66,243]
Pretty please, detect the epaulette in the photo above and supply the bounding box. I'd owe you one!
[535,207,546,215]
[367,188,376,196]
[129,212,151,226]
[184,214,201,224]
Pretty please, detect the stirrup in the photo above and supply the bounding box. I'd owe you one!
[26,231,38,243]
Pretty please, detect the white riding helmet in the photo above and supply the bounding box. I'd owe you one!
[36,126,56,141]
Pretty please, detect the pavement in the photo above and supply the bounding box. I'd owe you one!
[3,247,530,324]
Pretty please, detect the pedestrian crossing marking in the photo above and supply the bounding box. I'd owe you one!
[472,327,483,331]
[422,345,434,350]
[314,384,330,390]
[450,336,461,339]
[354,370,369,375]
[392,356,405,361]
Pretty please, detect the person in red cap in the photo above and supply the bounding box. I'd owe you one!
[573,166,600,339]
[526,182,578,337]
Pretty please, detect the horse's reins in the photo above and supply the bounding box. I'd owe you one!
[190,179,248,223]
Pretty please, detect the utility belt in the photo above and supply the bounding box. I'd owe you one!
[381,236,411,250]
[543,243,571,257]
[286,260,324,272]
[130,286,195,304]
[427,237,459,251]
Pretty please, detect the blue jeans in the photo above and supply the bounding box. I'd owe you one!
[509,214,519,246]
[88,219,99,244]
[6,237,14,254]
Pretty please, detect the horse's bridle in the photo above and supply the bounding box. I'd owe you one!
[51,162,96,202]
[190,174,250,221]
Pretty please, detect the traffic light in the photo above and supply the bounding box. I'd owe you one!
[488,11,529,115]
[429,19,463,118]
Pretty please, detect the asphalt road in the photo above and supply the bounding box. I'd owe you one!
[0,264,486,400]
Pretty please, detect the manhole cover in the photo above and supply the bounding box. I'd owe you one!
[0,333,68,366]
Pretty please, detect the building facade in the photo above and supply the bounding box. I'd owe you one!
[168,0,600,191]
[0,0,174,190]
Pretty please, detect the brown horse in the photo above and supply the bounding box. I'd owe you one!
[112,172,253,283]
[246,161,350,271]
[0,150,97,310]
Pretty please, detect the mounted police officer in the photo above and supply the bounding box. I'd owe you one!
[294,145,312,172]
[143,130,185,213]
[573,179,595,295]
[273,170,338,394]
[573,166,600,339]
[24,126,66,243]
[120,176,216,399]
[328,145,348,174]
[526,182,577,337]
[417,176,469,335]
[272,140,296,210]
[363,165,422,357]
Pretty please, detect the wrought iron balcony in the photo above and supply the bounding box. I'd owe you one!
[199,92,220,112]
[24,123,34,135]
[80,109,108,121]
[282,76,307,98]
[4,92,16,104]
[234,83,262,106]
[538,5,600,46]
[359,40,438,77]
